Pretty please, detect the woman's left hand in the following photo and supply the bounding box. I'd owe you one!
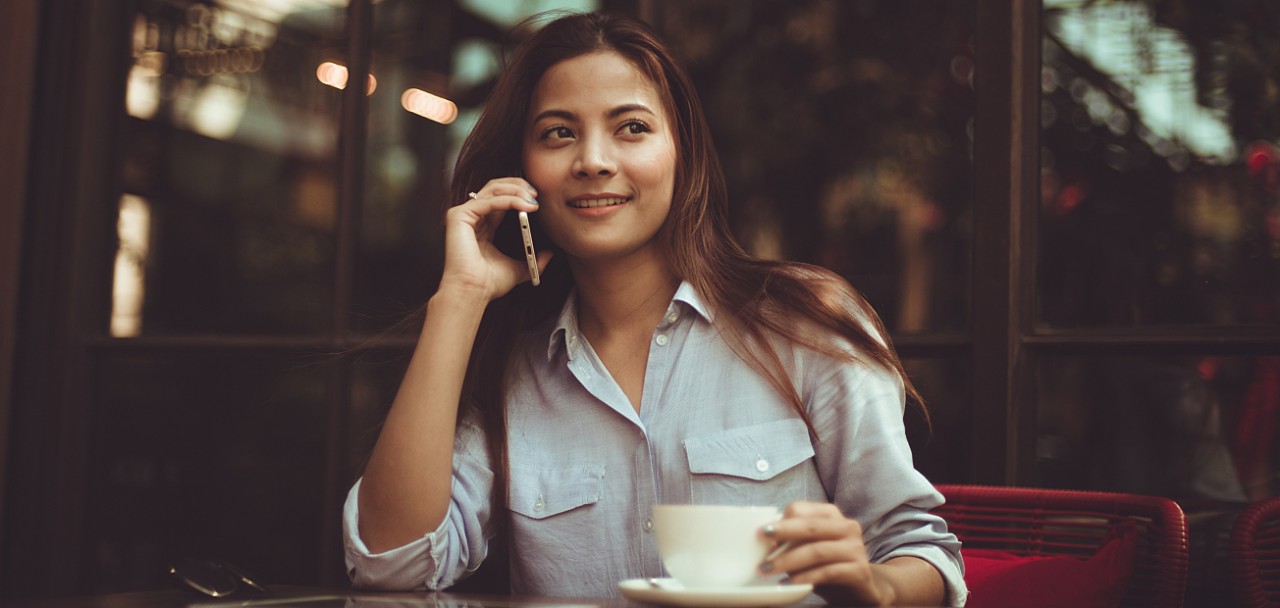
[757,501,943,606]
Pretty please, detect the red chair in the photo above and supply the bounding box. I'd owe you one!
[934,484,1189,608]
[1230,496,1280,608]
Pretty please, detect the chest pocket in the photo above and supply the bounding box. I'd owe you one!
[507,463,605,520]
[683,418,817,506]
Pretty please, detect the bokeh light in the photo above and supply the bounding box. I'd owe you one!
[400,88,458,124]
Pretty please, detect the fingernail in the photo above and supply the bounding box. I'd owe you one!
[761,524,776,537]
[759,561,774,574]
[526,198,539,207]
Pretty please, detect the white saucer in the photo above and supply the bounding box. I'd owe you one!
[617,578,813,607]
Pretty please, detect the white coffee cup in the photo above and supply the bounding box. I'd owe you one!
[651,504,780,588]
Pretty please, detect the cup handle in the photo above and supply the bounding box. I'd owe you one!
[763,540,791,563]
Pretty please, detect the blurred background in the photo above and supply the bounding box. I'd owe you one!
[0,0,1277,604]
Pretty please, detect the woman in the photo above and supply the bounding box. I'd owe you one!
[343,11,966,606]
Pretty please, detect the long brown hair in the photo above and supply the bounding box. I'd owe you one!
[450,9,926,530]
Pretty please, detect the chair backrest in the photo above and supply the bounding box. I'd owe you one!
[1230,496,1280,608]
[934,484,1189,608]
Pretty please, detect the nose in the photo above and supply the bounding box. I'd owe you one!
[572,136,617,178]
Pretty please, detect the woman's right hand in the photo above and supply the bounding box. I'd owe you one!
[440,177,550,301]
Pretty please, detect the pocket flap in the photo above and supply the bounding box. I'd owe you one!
[683,419,815,481]
[508,464,605,519]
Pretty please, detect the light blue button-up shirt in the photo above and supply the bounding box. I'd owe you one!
[343,282,967,605]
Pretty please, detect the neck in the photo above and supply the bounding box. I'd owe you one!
[570,254,680,343]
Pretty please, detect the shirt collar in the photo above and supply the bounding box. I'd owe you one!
[546,280,714,362]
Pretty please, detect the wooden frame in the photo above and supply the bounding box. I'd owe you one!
[972,0,1041,485]
[0,0,41,566]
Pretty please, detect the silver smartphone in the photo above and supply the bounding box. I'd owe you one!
[518,211,540,286]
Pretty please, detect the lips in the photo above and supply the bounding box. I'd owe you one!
[567,196,632,209]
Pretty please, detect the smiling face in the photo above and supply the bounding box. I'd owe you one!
[522,51,677,269]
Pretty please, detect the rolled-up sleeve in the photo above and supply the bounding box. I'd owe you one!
[803,345,968,607]
[342,414,496,591]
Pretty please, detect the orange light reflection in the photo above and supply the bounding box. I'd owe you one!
[316,61,376,95]
[401,88,458,124]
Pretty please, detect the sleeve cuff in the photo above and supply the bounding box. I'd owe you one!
[342,478,451,590]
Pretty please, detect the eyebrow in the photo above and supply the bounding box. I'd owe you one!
[530,103,657,124]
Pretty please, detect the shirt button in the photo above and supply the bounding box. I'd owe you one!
[644,517,653,532]
[665,311,679,324]
[533,494,545,512]
[755,458,770,473]
[655,334,669,346]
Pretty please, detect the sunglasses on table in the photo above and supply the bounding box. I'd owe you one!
[170,558,271,598]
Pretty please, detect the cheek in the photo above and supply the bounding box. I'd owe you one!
[626,147,677,190]
[521,153,559,190]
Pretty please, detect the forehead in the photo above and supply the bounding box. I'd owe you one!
[529,51,665,116]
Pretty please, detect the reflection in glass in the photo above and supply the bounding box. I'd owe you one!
[655,1,974,334]
[1040,0,1280,328]
[402,88,459,124]
[316,60,378,94]
[1036,355,1279,503]
[120,0,349,334]
[352,1,973,336]
[459,0,597,28]
[127,14,163,120]
[111,194,153,337]
[351,0,600,334]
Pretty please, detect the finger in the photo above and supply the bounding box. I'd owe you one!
[782,501,843,520]
[471,188,538,207]
[458,192,539,217]
[483,176,537,194]
[760,537,868,584]
[473,178,538,202]
[782,561,870,589]
[763,513,862,543]
[762,539,791,563]
[762,536,861,571]
[450,197,537,243]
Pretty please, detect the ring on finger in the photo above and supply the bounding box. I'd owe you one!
[467,192,478,199]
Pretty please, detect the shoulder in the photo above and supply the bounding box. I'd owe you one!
[754,264,902,389]
[758,262,891,352]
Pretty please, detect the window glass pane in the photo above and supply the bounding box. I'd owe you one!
[348,350,411,483]
[349,1,449,334]
[904,358,971,483]
[658,1,974,334]
[117,0,349,335]
[1036,355,1278,504]
[1040,1,1280,328]
[85,353,329,592]
[353,0,599,334]
[352,0,974,335]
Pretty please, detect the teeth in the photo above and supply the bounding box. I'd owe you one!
[568,197,630,208]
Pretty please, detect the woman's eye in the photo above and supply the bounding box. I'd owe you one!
[622,120,651,135]
[541,126,574,140]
